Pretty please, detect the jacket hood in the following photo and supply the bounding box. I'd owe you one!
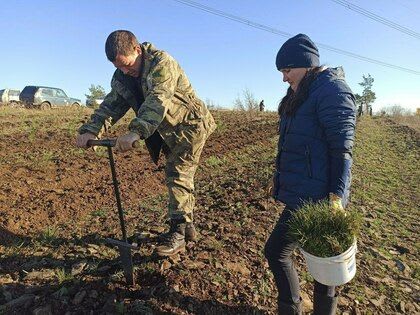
[310,67,346,91]
[322,66,346,80]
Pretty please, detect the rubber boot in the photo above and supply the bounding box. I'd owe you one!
[156,220,186,257]
[278,300,302,315]
[158,221,197,242]
[313,293,338,315]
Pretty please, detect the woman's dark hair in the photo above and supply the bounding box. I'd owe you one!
[278,66,323,116]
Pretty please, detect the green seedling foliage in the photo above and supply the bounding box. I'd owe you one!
[206,155,225,167]
[215,120,226,133]
[287,200,362,257]
[39,226,58,245]
[56,268,74,284]
[91,209,108,217]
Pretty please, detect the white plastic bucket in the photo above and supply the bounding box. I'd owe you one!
[300,240,357,286]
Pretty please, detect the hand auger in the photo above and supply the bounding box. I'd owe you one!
[87,139,137,285]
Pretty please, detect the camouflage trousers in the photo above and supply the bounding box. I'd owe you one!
[163,121,211,223]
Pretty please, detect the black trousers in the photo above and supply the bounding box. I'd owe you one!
[264,207,336,307]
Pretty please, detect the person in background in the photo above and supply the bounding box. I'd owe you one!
[259,99,265,112]
[264,34,356,315]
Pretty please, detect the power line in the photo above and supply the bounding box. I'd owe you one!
[170,0,420,75]
[330,0,420,40]
[172,0,293,37]
[394,0,420,17]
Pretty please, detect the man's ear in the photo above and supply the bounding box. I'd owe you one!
[134,45,142,54]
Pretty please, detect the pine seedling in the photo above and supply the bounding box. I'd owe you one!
[288,200,361,257]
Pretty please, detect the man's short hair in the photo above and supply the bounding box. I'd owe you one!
[105,30,140,62]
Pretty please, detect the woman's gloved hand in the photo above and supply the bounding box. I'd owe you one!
[329,193,345,213]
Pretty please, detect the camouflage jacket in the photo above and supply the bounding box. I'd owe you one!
[79,42,215,162]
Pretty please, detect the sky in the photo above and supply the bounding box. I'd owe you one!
[1,0,419,112]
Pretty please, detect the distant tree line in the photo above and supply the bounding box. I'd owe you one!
[378,105,415,117]
[85,80,417,117]
[234,88,260,111]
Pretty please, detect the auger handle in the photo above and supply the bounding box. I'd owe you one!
[87,139,116,148]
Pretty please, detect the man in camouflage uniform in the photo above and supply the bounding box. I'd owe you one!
[76,30,216,257]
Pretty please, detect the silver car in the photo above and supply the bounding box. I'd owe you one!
[0,89,21,106]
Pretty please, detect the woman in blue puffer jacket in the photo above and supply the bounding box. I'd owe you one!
[264,34,356,315]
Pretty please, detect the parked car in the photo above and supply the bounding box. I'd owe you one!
[19,86,82,109]
[0,89,21,106]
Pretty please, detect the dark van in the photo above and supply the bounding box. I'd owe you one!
[20,86,81,109]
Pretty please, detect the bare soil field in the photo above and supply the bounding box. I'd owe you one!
[0,107,419,314]
[389,115,420,133]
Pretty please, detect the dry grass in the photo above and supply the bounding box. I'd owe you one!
[391,115,420,133]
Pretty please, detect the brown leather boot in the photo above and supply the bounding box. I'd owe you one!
[156,220,186,257]
[158,221,197,242]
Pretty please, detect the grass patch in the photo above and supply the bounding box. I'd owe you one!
[391,114,420,132]
[211,273,227,285]
[138,193,167,215]
[206,238,224,251]
[0,239,26,257]
[55,268,74,284]
[38,226,58,245]
[215,120,227,133]
[253,275,272,297]
[91,209,108,218]
[412,266,420,280]
[206,155,225,167]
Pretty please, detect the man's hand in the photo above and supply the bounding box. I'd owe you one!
[329,193,345,213]
[115,132,141,152]
[76,132,97,149]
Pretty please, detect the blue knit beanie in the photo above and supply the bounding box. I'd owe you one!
[276,34,320,70]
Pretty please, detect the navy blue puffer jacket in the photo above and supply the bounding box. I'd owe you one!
[273,67,356,210]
